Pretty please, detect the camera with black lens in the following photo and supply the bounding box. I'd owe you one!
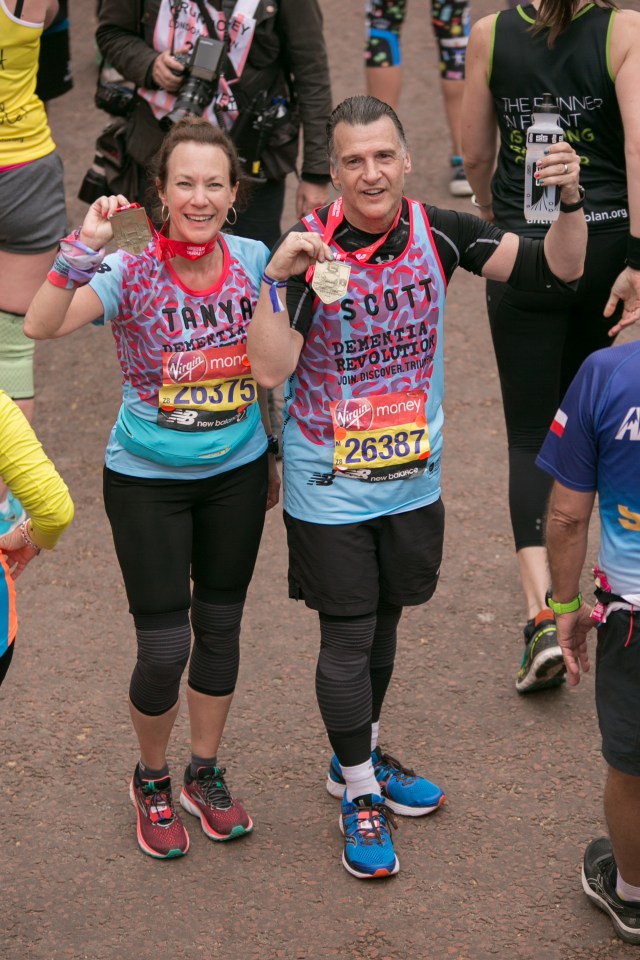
[95,80,135,118]
[162,36,226,128]
[95,62,136,118]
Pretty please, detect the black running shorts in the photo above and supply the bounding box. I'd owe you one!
[284,498,444,616]
[596,610,640,777]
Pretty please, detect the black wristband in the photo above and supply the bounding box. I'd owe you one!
[559,184,585,213]
[266,433,279,456]
[626,234,640,271]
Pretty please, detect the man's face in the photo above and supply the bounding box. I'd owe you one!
[330,116,411,233]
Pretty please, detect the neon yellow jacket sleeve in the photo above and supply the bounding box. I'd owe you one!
[0,391,74,549]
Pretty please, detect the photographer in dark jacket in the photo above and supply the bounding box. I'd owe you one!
[96,0,332,247]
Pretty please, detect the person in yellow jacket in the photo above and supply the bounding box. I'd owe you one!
[0,389,74,685]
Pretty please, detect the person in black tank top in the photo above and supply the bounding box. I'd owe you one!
[461,0,640,693]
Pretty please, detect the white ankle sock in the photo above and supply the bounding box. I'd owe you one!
[616,870,640,902]
[341,758,379,802]
[371,721,380,752]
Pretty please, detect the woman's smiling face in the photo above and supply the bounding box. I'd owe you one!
[158,141,238,242]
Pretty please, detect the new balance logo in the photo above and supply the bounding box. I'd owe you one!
[165,409,198,425]
[307,473,335,486]
[616,408,640,440]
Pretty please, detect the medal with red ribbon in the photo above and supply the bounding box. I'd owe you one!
[307,197,403,276]
[307,197,403,303]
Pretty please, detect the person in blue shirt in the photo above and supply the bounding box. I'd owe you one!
[537,337,640,945]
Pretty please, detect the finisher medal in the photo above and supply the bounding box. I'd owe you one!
[110,204,153,254]
[311,259,351,304]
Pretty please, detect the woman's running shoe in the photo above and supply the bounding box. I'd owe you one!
[327,747,445,816]
[340,793,399,879]
[129,766,189,859]
[516,608,566,693]
[180,765,253,841]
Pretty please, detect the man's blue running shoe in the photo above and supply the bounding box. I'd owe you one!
[327,747,445,817]
[340,793,399,879]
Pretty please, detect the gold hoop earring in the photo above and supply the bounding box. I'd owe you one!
[225,205,238,226]
[161,204,170,223]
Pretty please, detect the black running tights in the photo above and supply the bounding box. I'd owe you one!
[316,599,402,767]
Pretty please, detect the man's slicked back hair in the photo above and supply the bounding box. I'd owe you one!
[327,95,408,166]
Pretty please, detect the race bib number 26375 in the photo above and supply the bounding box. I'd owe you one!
[158,342,256,431]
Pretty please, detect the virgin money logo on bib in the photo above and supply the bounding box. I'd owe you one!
[333,398,374,432]
[167,351,207,384]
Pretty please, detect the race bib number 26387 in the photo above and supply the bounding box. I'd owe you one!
[329,391,429,481]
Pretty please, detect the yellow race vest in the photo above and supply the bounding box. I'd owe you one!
[0,1,56,165]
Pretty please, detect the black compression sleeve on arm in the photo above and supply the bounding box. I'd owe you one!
[507,236,580,293]
[286,276,314,337]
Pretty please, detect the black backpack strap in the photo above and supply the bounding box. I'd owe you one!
[193,0,234,40]
[193,0,216,38]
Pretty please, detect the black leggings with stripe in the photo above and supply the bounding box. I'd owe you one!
[103,455,267,714]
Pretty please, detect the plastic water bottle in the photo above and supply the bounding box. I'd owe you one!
[524,93,564,224]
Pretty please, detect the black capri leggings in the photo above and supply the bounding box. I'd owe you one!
[103,456,268,713]
[486,230,626,550]
[103,455,268,614]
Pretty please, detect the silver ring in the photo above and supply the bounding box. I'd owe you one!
[563,163,569,175]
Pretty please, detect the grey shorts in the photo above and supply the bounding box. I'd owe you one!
[596,610,640,776]
[0,151,67,253]
[284,497,445,616]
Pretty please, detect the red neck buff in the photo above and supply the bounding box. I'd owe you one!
[154,223,219,262]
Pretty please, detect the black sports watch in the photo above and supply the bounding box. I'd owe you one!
[560,184,586,213]
[266,433,279,456]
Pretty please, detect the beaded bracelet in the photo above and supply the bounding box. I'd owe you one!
[19,519,41,555]
[47,228,106,290]
[261,272,288,313]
